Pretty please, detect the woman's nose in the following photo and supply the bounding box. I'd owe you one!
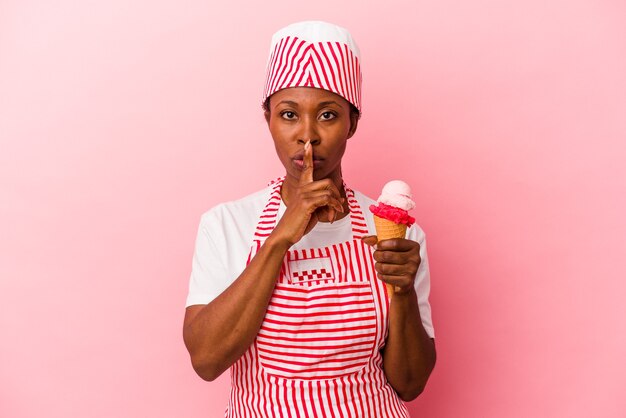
[296,117,320,145]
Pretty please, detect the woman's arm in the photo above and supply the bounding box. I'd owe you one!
[183,235,289,381]
[363,237,436,400]
[384,287,436,400]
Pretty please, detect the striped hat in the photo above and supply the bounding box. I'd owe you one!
[262,21,362,113]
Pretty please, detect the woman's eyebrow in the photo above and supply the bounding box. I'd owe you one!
[275,100,299,108]
[318,101,341,108]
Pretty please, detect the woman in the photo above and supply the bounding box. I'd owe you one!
[183,21,436,417]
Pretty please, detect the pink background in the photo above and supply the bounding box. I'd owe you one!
[1,0,625,417]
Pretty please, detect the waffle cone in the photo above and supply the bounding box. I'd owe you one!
[373,215,408,298]
[373,216,408,241]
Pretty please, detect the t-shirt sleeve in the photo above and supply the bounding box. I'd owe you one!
[406,225,435,338]
[185,209,232,307]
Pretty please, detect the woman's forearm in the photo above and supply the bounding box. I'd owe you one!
[183,236,289,381]
[382,288,436,401]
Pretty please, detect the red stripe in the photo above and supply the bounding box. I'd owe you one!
[326,382,338,418]
[259,353,371,368]
[252,347,263,417]
[293,45,312,86]
[338,243,350,282]
[300,381,310,418]
[268,37,289,95]
[339,377,351,417]
[283,377,291,418]
[256,339,373,351]
[257,332,375,343]
[259,346,376,359]
[309,383,318,418]
[271,290,373,302]
[265,306,373,318]
[309,45,329,89]
[318,43,339,93]
[263,315,376,327]
[354,56,362,109]
[270,37,298,96]
[234,358,244,416]
[273,282,369,294]
[263,361,367,375]
[329,42,347,100]
[268,299,373,310]
[345,45,355,105]
[332,244,344,283]
[349,373,364,417]
[278,39,307,92]
[292,380,302,418]
[267,36,291,96]
[359,240,374,290]
[261,323,375,336]
[371,366,384,415]
[262,363,272,417]
[317,382,328,418]
[352,241,363,283]
[359,370,373,417]
[263,39,282,98]
[337,43,351,105]
[277,377,286,418]
[245,350,255,417]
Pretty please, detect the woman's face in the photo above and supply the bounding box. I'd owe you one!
[265,87,359,182]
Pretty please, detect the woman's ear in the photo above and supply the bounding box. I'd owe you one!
[347,110,359,139]
[263,97,271,126]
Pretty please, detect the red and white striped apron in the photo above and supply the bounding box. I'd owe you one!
[227,178,409,417]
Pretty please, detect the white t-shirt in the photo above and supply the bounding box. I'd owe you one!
[186,184,435,338]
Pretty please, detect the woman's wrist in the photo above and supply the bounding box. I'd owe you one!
[263,234,292,253]
[390,286,419,311]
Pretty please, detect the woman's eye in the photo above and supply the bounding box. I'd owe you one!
[281,111,296,120]
[320,112,336,120]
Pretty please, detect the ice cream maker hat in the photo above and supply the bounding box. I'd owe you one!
[262,21,362,113]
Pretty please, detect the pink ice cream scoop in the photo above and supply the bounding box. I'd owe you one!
[369,180,416,227]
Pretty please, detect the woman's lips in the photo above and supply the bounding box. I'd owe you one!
[292,150,324,169]
[293,158,323,169]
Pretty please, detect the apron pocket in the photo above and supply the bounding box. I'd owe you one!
[256,282,377,380]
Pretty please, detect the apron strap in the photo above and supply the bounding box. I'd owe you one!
[253,177,369,241]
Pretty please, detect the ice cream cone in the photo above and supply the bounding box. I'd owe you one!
[370,180,416,300]
[373,215,407,298]
[373,215,408,241]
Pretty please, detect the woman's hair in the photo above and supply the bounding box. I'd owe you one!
[262,97,361,120]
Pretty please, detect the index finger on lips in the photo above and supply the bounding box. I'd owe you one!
[299,140,314,186]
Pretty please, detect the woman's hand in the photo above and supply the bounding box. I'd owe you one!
[271,141,345,247]
[362,236,422,294]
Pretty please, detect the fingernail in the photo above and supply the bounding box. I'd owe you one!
[304,140,311,151]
